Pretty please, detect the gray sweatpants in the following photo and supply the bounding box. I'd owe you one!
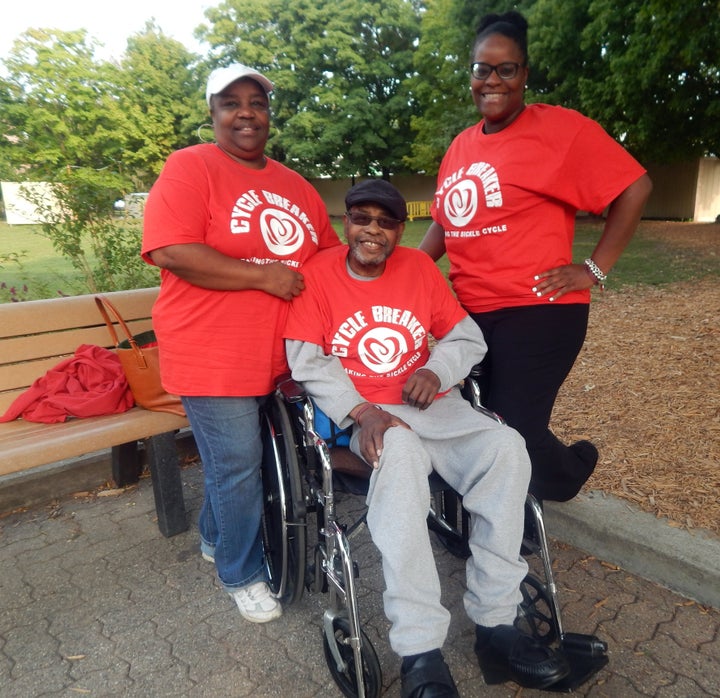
[350,387,530,657]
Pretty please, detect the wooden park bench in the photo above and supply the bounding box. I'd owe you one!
[0,287,192,537]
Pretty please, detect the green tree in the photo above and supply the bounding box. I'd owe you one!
[198,0,421,177]
[524,0,594,108]
[0,25,205,189]
[1,29,126,177]
[528,0,720,162]
[0,25,206,295]
[404,0,475,174]
[115,23,205,190]
[0,74,18,180]
[410,0,720,171]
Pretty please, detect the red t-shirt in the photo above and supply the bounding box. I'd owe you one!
[284,246,468,404]
[432,104,647,313]
[142,144,340,396]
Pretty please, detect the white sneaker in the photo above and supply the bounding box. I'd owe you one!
[230,582,283,623]
[201,551,215,563]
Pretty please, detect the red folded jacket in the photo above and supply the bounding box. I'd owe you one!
[0,344,134,423]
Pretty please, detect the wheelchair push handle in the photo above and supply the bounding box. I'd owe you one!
[276,374,307,403]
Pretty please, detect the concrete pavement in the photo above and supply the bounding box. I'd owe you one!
[1,459,719,697]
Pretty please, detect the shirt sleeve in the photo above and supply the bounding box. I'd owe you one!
[141,150,210,262]
[423,316,487,392]
[551,113,647,214]
[285,339,364,428]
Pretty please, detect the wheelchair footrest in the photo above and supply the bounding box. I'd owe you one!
[330,555,360,580]
[544,633,609,692]
[320,556,361,595]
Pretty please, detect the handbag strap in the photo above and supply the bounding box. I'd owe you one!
[94,296,146,366]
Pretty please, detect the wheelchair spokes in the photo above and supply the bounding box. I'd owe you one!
[260,396,307,605]
[322,615,382,698]
[516,573,557,644]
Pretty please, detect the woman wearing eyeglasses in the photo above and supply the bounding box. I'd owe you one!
[419,11,652,504]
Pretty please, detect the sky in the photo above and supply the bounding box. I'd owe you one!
[1,0,214,62]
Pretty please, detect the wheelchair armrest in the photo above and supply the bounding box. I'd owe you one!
[468,363,483,378]
[276,374,307,404]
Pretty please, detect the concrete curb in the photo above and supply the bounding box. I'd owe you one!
[544,490,720,609]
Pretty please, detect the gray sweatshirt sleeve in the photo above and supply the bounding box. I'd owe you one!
[422,315,487,392]
[285,339,365,428]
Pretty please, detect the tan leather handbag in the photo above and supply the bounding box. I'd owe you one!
[95,296,185,417]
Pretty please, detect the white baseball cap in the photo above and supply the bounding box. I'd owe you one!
[205,63,274,105]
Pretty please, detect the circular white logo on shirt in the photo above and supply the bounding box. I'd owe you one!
[444,180,478,227]
[261,209,304,256]
[358,328,408,373]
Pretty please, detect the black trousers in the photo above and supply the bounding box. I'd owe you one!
[469,303,597,501]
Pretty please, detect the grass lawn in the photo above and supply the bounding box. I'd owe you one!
[2,218,718,303]
[337,217,720,287]
[0,222,86,301]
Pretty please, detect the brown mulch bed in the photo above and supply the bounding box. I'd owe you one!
[552,222,720,536]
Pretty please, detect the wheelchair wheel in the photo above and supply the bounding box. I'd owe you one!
[515,573,557,645]
[260,393,307,605]
[322,616,382,698]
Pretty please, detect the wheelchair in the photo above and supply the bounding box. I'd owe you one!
[259,369,608,697]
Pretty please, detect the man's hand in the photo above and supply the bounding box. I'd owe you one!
[352,406,409,469]
[402,368,441,410]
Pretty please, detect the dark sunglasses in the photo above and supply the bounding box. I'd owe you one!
[345,210,403,231]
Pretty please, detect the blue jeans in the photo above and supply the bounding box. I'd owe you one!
[182,396,266,590]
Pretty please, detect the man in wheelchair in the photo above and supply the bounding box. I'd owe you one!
[284,179,570,697]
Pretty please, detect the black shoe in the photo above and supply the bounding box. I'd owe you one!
[401,649,459,698]
[571,440,599,469]
[475,624,570,689]
[530,440,598,502]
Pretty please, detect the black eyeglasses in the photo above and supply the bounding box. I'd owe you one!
[345,210,403,231]
[470,62,524,80]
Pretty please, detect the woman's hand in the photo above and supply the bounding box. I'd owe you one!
[259,262,305,300]
[532,263,596,301]
[534,174,652,302]
[148,243,304,299]
[402,368,441,410]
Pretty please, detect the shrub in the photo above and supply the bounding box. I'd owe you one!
[19,168,159,293]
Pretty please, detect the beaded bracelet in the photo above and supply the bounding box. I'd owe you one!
[584,258,607,290]
[354,402,380,426]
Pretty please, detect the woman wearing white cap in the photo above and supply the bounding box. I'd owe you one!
[142,64,340,623]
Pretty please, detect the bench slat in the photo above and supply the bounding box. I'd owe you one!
[0,408,189,476]
[0,387,35,414]
[0,287,159,339]
[0,321,153,366]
